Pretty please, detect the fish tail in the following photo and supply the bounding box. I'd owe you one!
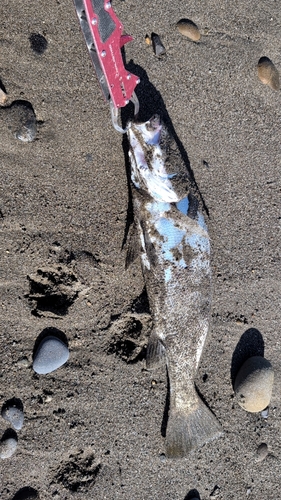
[165,395,222,458]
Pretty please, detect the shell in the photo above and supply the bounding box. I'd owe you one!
[176,19,201,41]
[145,34,152,46]
[0,87,7,106]
[257,57,280,91]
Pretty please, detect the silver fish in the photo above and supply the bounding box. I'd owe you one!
[127,115,222,458]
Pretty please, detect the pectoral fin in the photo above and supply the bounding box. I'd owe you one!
[125,223,140,269]
[146,334,166,369]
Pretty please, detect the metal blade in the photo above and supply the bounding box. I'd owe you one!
[74,0,111,101]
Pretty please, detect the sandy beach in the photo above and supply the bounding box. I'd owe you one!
[1,0,281,498]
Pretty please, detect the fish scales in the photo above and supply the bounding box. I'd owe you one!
[127,115,222,458]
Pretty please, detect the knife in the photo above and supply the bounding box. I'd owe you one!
[73,0,140,132]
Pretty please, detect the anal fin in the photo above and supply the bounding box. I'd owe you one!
[146,334,166,369]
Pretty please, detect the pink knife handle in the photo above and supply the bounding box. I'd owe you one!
[83,0,139,108]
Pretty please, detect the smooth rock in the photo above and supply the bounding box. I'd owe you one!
[176,19,201,41]
[255,443,268,462]
[1,404,24,430]
[257,57,280,90]
[234,356,274,412]
[0,437,17,459]
[33,335,69,374]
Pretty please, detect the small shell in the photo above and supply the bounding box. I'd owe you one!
[0,87,7,106]
[145,34,152,46]
[257,57,280,91]
[176,19,201,41]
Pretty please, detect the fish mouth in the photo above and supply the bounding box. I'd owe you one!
[128,114,162,146]
[145,114,161,131]
[132,114,161,128]
[127,115,181,203]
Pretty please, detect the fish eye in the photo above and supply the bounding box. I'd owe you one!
[145,123,154,132]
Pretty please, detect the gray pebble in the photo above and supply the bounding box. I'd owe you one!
[0,437,17,459]
[33,335,69,374]
[255,443,268,462]
[151,33,166,57]
[234,356,274,412]
[1,101,37,142]
[13,103,37,142]
[261,407,269,419]
[16,356,29,368]
[1,405,24,430]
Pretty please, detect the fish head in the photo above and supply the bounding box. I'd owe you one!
[127,115,182,203]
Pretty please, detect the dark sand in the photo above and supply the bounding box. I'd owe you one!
[1,1,281,498]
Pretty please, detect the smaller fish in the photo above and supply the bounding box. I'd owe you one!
[127,115,222,457]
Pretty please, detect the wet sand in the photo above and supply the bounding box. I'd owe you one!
[1,0,281,498]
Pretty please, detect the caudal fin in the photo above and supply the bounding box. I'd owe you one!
[165,396,222,458]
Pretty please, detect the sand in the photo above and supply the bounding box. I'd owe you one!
[0,0,281,498]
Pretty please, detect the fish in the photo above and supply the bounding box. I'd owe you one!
[126,114,222,458]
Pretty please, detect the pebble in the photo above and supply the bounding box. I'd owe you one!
[33,335,69,374]
[255,443,268,462]
[176,19,201,41]
[1,403,24,430]
[16,356,29,368]
[0,437,17,459]
[234,356,274,412]
[2,101,37,142]
[151,33,166,57]
[261,407,269,419]
[257,57,280,91]
[0,87,7,106]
